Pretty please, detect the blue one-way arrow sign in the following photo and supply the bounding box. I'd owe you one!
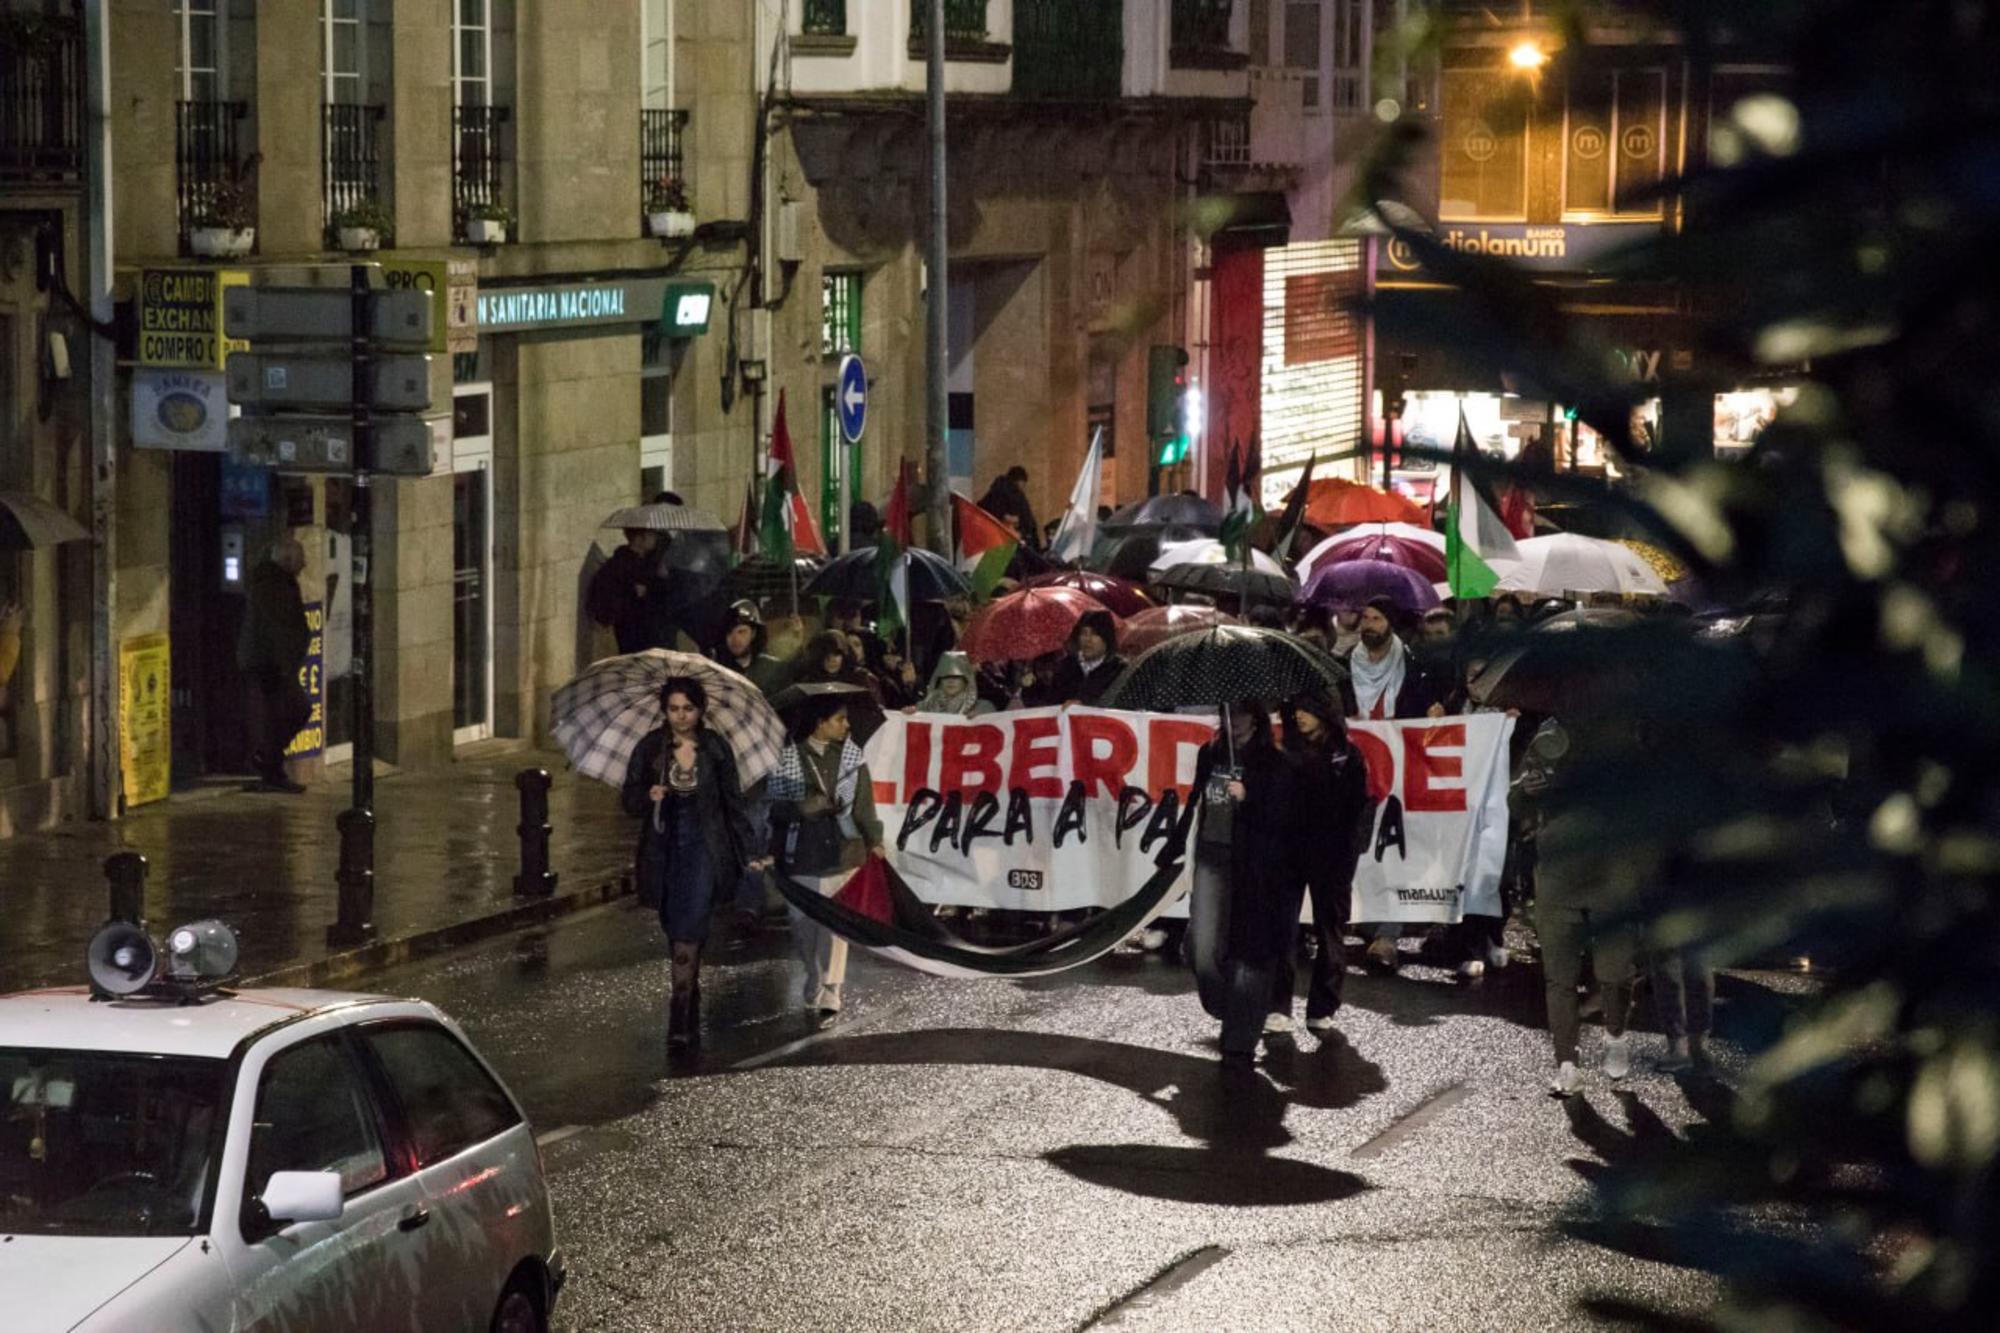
[837,353,868,444]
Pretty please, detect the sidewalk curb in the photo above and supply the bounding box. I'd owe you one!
[243,866,636,991]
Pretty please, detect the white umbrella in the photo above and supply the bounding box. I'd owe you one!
[1148,538,1287,578]
[1493,533,1670,598]
[1295,523,1446,582]
[602,502,727,534]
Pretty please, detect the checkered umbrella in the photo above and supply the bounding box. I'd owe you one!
[551,649,786,790]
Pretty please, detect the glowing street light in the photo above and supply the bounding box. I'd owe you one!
[1508,40,1549,71]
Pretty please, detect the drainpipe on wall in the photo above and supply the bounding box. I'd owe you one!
[84,0,119,820]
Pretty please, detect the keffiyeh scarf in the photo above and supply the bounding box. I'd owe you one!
[1348,635,1408,719]
[769,738,864,809]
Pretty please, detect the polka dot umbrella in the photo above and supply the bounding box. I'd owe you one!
[1102,625,1347,713]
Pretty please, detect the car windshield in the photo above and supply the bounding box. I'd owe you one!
[0,1048,228,1237]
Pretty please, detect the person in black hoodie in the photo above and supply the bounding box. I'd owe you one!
[1183,699,1310,1066]
[238,537,312,793]
[587,526,673,653]
[1270,691,1376,1033]
[1048,609,1126,707]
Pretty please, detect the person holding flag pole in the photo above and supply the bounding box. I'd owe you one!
[1048,427,1105,566]
[1217,440,1262,620]
[758,389,827,617]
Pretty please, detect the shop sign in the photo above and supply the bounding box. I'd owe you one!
[1378,222,1662,276]
[378,255,480,354]
[474,277,705,334]
[284,601,325,761]
[138,268,249,368]
[118,632,171,808]
[131,368,228,451]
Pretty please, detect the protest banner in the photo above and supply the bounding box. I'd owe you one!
[861,708,1513,927]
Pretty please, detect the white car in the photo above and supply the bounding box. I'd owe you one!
[0,984,563,1331]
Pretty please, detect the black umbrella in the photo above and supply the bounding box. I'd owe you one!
[1088,526,1208,583]
[1103,626,1347,713]
[0,491,90,550]
[1103,494,1223,533]
[728,553,824,605]
[804,546,971,605]
[1154,562,1297,607]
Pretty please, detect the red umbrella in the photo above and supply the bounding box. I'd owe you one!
[1300,479,1428,528]
[959,586,1114,665]
[1311,531,1449,582]
[1021,569,1156,617]
[1119,604,1242,656]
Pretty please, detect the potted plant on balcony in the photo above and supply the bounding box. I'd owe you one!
[331,200,394,253]
[646,177,695,238]
[464,201,513,245]
[189,152,260,259]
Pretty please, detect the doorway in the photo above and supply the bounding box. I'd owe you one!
[451,384,494,743]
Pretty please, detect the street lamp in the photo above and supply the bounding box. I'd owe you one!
[1508,39,1549,71]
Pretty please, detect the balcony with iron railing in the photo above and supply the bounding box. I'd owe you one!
[2,12,84,187]
[640,107,689,229]
[452,104,511,240]
[322,103,386,242]
[175,99,250,252]
[802,0,847,36]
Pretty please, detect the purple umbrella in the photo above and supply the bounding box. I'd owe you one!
[1301,558,1441,616]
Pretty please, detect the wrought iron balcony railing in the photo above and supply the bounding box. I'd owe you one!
[909,0,990,45]
[1171,0,1244,68]
[802,0,847,36]
[323,103,385,237]
[452,103,511,235]
[175,99,248,248]
[1013,0,1122,100]
[0,14,85,185]
[640,107,688,221]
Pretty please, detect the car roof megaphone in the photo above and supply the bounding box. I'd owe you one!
[87,921,160,997]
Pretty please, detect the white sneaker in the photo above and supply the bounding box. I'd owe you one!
[1263,1012,1293,1034]
[1482,941,1510,970]
[1138,927,1170,952]
[1550,1061,1582,1097]
[1602,1035,1632,1081]
[1457,958,1486,980]
[1305,1015,1336,1034]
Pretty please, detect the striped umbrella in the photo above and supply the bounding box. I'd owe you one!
[602,502,728,534]
[551,649,786,790]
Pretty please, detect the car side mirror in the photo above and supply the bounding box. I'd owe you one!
[259,1171,344,1226]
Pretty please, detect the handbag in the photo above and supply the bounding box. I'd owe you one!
[776,747,849,875]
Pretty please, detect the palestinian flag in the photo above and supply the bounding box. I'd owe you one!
[758,389,825,561]
[1217,442,1262,563]
[951,491,1018,600]
[875,461,914,641]
[1446,406,1521,598]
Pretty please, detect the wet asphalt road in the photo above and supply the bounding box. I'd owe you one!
[366,903,1803,1332]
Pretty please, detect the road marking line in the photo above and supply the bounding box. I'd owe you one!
[1084,1245,1232,1328]
[535,1124,585,1148]
[1348,1081,1471,1159]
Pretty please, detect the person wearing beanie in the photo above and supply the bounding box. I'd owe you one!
[1049,608,1126,707]
[709,599,788,697]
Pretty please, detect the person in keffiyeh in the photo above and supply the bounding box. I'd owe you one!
[769,693,884,1025]
[621,676,769,1055]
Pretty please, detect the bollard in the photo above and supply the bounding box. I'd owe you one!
[104,851,148,926]
[327,807,378,947]
[513,768,558,897]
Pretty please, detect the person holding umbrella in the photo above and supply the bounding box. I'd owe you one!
[1048,609,1127,707]
[1270,691,1375,1033]
[769,688,886,1024]
[1184,699,1310,1067]
[621,676,769,1053]
[588,525,671,654]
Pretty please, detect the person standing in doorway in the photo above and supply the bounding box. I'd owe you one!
[239,536,311,794]
[587,526,672,654]
[622,677,766,1054]
[769,694,885,1026]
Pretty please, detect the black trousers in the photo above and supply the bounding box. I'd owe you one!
[251,669,309,779]
[1271,868,1355,1022]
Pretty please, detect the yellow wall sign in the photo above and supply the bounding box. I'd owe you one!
[378,255,479,354]
[138,268,249,368]
[119,633,171,808]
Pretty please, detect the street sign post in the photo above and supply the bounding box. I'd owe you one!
[837,353,868,444]
[223,263,441,948]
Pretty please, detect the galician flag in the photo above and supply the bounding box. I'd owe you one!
[951,492,1018,600]
[875,461,914,641]
[1048,427,1105,564]
[1446,406,1521,598]
[758,389,825,561]
[1217,441,1262,563]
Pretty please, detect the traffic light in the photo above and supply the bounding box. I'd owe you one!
[1147,345,1190,467]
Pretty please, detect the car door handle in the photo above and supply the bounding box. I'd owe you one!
[398,1206,431,1233]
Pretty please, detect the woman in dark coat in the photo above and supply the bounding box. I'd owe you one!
[1184,699,1310,1065]
[1271,691,1376,1033]
[621,676,767,1052]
